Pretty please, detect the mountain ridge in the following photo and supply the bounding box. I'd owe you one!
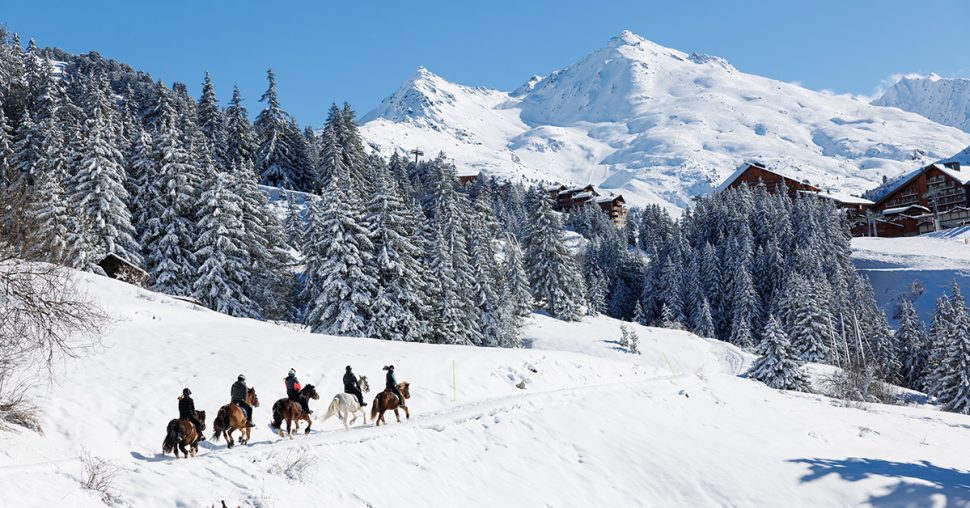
[360,31,970,212]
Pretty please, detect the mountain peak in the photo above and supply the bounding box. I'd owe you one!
[608,30,646,48]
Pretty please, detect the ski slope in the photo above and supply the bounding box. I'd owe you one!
[1,273,969,507]
[853,234,970,326]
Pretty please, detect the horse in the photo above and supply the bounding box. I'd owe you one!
[212,387,260,448]
[371,382,410,426]
[322,375,370,430]
[162,410,206,458]
[270,384,319,439]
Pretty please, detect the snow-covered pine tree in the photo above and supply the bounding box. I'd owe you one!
[73,75,141,265]
[197,71,227,171]
[192,171,259,318]
[937,286,970,414]
[523,192,585,321]
[503,235,533,318]
[423,223,467,345]
[895,299,928,392]
[747,314,809,391]
[779,274,832,363]
[225,85,256,171]
[304,173,378,336]
[366,161,428,342]
[140,89,198,296]
[26,168,76,263]
[316,104,346,192]
[926,295,957,398]
[632,299,646,325]
[254,69,295,189]
[729,263,757,348]
[693,297,716,338]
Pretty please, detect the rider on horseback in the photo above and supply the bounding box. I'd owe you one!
[231,374,255,428]
[285,368,313,415]
[178,388,205,441]
[384,365,406,409]
[343,365,367,407]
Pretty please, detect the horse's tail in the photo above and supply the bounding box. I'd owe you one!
[322,396,340,422]
[370,396,380,420]
[211,406,228,442]
[162,419,178,454]
[271,399,284,429]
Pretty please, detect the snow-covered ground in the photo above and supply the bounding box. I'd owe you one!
[2,273,970,507]
[360,31,970,213]
[853,234,970,325]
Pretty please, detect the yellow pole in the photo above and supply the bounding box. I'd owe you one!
[452,360,457,402]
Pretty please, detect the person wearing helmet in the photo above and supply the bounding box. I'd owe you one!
[343,365,366,407]
[231,374,254,428]
[285,368,312,415]
[178,387,206,440]
[384,365,406,409]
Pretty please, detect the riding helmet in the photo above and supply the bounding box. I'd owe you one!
[183,388,191,396]
[288,368,296,377]
[346,365,352,371]
[238,374,246,381]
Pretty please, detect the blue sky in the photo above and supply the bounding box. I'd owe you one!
[5,1,968,125]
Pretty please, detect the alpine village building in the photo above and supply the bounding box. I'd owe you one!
[545,184,628,228]
[861,161,968,237]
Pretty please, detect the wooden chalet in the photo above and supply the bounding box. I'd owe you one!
[546,183,628,227]
[98,253,150,287]
[457,174,478,186]
[717,161,874,224]
[860,162,970,237]
[717,162,821,197]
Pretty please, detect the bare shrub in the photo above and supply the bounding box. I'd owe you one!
[79,450,120,506]
[820,361,901,406]
[268,448,317,482]
[0,242,108,430]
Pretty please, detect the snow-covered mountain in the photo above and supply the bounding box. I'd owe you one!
[873,74,970,134]
[361,31,970,212]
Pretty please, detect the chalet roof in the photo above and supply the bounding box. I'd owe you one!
[872,163,970,207]
[881,204,931,216]
[715,162,817,193]
[571,191,594,200]
[594,194,625,205]
[545,184,567,192]
[813,191,874,206]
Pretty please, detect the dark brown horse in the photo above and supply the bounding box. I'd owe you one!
[270,384,319,439]
[162,410,206,458]
[371,382,410,426]
[212,387,260,448]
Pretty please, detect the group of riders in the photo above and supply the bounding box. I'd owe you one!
[176,365,407,439]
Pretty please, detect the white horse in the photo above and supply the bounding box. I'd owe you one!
[321,376,369,430]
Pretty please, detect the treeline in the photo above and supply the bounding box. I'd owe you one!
[0,31,589,347]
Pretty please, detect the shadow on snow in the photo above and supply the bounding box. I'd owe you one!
[789,457,970,507]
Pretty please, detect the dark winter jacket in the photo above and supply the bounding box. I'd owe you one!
[286,374,301,399]
[343,371,358,390]
[385,369,397,389]
[231,380,248,402]
[178,395,196,419]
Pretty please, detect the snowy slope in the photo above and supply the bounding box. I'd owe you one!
[2,273,970,506]
[873,75,970,133]
[360,31,970,212]
[853,235,970,326]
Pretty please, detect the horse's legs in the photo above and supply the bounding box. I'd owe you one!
[404,406,411,420]
[304,416,312,435]
[178,440,188,458]
[226,428,235,448]
[286,418,292,440]
[394,408,401,423]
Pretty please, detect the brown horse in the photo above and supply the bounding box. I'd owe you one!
[371,382,410,426]
[162,410,206,458]
[212,387,260,448]
[270,384,319,439]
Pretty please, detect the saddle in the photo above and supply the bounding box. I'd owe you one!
[232,400,249,419]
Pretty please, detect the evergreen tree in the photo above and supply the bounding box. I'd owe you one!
[779,275,832,363]
[192,171,258,318]
[225,85,256,170]
[254,69,295,188]
[693,297,716,338]
[304,174,378,336]
[197,71,227,171]
[895,300,928,392]
[523,194,586,321]
[747,315,809,391]
[503,236,533,318]
[140,89,198,295]
[73,75,140,264]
